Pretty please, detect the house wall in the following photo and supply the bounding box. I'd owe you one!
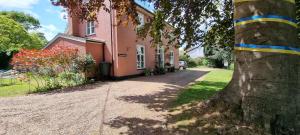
[67,0,115,66]
[66,0,179,78]
[45,37,86,55]
[86,42,104,65]
[115,7,179,77]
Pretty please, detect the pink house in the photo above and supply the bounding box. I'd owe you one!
[45,2,179,79]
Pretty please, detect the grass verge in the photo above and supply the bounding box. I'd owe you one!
[0,78,37,97]
[172,69,233,106]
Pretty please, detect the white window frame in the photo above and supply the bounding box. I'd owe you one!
[136,45,146,69]
[170,51,174,66]
[86,21,96,35]
[137,12,145,28]
[157,46,165,68]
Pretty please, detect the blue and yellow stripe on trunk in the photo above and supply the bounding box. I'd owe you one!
[234,0,295,4]
[235,44,300,55]
[234,15,298,28]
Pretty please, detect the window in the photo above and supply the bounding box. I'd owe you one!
[137,12,145,28]
[157,46,164,68]
[86,21,95,35]
[137,45,145,69]
[170,51,174,66]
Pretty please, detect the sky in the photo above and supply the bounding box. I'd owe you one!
[0,0,68,41]
[0,0,203,57]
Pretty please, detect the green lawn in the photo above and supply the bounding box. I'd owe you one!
[0,78,37,97]
[173,69,233,106]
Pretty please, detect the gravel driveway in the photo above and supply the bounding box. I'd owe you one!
[0,69,208,135]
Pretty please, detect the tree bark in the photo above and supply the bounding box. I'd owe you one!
[220,0,300,134]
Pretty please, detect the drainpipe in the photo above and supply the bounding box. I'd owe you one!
[109,0,115,77]
[102,43,105,62]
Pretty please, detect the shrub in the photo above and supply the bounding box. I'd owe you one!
[144,69,152,76]
[154,67,165,75]
[58,72,85,86]
[187,60,197,68]
[202,58,215,67]
[10,46,95,92]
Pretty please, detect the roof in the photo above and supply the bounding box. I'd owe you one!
[44,33,106,49]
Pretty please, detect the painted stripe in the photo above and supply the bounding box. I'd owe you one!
[234,15,298,28]
[235,44,300,55]
[234,0,295,4]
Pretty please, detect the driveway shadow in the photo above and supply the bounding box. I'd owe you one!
[106,117,170,135]
[117,70,209,111]
[106,69,209,134]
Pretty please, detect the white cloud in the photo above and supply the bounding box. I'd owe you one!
[0,0,39,9]
[45,7,67,22]
[24,10,40,19]
[38,24,60,40]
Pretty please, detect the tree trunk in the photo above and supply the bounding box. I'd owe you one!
[221,1,300,134]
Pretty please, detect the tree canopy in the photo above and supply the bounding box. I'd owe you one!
[0,11,47,54]
[0,16,32,53]
[0,11,41,30]
[52,0,225,49]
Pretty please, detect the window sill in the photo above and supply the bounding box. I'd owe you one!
[137,68,146,70]
[86,33,96,36]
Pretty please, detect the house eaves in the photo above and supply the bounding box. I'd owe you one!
[44,33,106,49]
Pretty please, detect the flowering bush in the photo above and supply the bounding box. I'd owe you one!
[11,46,78,72]
[11,46,95,92]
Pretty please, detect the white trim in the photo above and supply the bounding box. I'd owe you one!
[170,50,174,66]
[157,46,164,68]
[136,44,146,69]
[160,47,164,68]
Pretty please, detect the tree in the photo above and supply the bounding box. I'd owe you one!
[52,0,299,133]
[0,16,32,53]
[0,11,41,30]
[226,1,299,133]
[202,0,234,68]
[0,12,47,69]
[29,32,48,49]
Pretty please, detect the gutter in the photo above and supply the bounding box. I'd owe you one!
[110,0,115,77]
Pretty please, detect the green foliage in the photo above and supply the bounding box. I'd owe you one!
[179,54,200,68]
[0,11,40,30]
[29,32,48,49]
[0,78,37,97]
[0,11,46,56]
[72,54,96,73]
[144,69,152,76]
[201,58,214,67]
[58,72,85,86]
[202,0,234,68]
[0,16,32,53]
[187,60,197,68]
[154,67,166,75]
[172,69,233,106]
